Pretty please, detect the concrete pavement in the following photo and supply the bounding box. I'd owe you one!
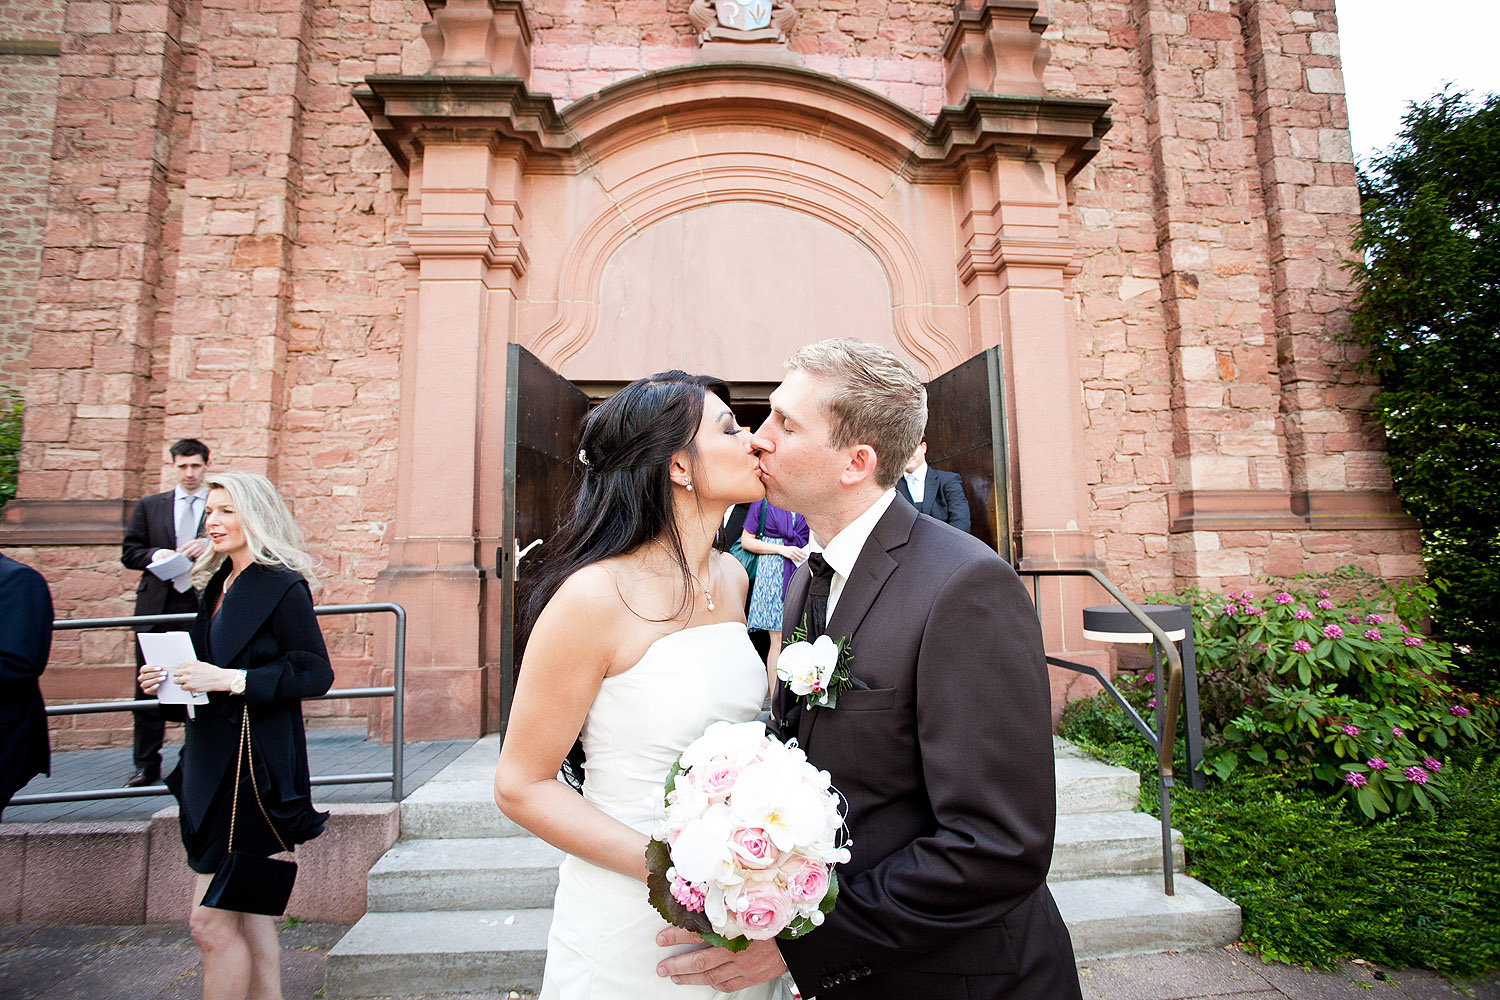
[3,923,1497,1000]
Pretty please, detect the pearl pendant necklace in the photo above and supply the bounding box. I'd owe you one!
[653,538,714,611]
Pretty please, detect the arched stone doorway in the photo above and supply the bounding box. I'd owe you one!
[359,45,1109,738]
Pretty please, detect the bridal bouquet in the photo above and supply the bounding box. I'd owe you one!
[646,720,848,951]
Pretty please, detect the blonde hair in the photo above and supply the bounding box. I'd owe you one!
[785,338,927,488]
[192,471,319,590]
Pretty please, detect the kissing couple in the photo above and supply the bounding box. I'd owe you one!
[493,338,1081,999]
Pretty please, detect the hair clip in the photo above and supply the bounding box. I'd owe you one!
[578,449,591,467]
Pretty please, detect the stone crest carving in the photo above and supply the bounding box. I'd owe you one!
[689,0,797,44]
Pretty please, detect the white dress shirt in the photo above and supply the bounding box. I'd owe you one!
[903,462,928,504]
[160,487,207,558]
[814,489,898,619]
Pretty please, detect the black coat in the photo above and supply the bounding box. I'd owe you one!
[774,500,1077,1000]
[895,467,971,533]
[163,561,334,847]
[0,553,53,813]
[122,491,204,616]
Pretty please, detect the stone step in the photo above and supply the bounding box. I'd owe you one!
[324,908,551,998]
[1054,754,1141,815]
[368,837,566,912]
[1051,810,1183,880]
[1050,873,1242,961]
[400,780,527,840]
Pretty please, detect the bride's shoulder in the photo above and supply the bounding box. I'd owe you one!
[548,561,626,613]
[715,548,749,590]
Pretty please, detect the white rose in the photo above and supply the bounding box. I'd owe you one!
[670,804,736,885]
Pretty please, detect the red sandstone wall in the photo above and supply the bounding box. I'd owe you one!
[0,1,65,385]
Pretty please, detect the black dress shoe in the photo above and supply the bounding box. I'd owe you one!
[123,766,161,788]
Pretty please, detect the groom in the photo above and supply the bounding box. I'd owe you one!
[657,339,1079,998]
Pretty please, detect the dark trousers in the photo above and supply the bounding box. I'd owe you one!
[132,589,198,770]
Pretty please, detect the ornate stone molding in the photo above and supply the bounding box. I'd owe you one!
[1168,489,1419,534]
[420,0,532,79]
[943,0,1051,106]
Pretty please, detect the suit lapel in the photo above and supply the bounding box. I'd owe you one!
[923,469,940,515]
[797,499,916,747]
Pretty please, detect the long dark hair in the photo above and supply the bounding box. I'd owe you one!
[521,370,732,787]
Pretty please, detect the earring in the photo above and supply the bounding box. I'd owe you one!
[685,482,693,492]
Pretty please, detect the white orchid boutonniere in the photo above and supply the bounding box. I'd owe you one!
[777,620,858,710]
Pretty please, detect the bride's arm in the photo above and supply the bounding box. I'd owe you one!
[493,567,652,882]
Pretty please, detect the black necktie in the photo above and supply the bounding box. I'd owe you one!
[778,553,837,739]
[805,552,835,640]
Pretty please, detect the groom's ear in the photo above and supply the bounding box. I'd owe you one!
[839,444,880,487]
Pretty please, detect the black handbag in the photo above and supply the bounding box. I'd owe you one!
[201,705,298,916]
[728,502,768,583]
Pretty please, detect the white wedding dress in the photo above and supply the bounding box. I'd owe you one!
[541,620,789,1000]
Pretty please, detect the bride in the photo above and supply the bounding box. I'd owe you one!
[493,371,784,999]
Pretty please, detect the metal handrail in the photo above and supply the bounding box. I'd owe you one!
[1022,567,1185,895]
[10,603,407,807]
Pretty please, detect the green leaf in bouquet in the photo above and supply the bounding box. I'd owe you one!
[644,839,714,939]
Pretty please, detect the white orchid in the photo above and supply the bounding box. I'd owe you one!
[776,635,840,698]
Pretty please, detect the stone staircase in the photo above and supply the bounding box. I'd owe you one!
[325,735,1240,997]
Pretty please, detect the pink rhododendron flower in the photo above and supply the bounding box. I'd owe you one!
[1323,624,1344,639]
[1451,705,1470,717]
[1317,589,1331,598]
[1365,614,1383,625]
[1404,766,1428,785]
[670,874,707,913]
[1143,672,1156,683]
[1368,758,1388,770]
[1239,590,1255,601]
[1344,772,1367,788]
[1364,629,1382,641]
[1293,608,1313,621]
[1347,615,1361,625]
[1317,599,1334,611]
[1275,592,1294,605]
[1340,724,1360,737]
[1391,726,1404,738]
[729,827,780,870]
[1246,606,1264,617]
[1291,640,1312,653]
[1424,758,1442,772]
[1147,698,1157,709]
[1403,636,1424,647]
[1222,604,1239,616]
[782,857,832,903]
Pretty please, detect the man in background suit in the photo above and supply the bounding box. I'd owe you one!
[657,339,1078,998]
[0,550,53,820]
[119,438,211,787]
[896,439,970,532]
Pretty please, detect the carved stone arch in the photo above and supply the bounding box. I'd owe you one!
[517,65,973,379]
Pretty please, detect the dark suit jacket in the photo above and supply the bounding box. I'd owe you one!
[122,490,205,617]
[0,553,53,812]
[775,500,1077,1000]
[163,562,334,847]
[895,467,971,533]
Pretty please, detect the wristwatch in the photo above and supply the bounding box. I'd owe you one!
[228,670,247,695]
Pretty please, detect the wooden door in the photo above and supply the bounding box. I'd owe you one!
[924,347,1013,562]
[498,344,590,729]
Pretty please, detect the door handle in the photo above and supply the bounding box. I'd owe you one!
[514,537,544,581]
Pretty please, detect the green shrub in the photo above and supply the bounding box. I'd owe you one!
[0,386,20,515]
[1152,571,1495,818]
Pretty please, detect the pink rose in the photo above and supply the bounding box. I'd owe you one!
[694,762,740,799]
[727,884,793,940]
[729,827,780,870]
[782,857,831,903]
[670,874,706,913]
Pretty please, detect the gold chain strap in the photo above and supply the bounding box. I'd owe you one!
[228,705,291,855]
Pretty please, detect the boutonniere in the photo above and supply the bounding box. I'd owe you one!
[776,617,858,710]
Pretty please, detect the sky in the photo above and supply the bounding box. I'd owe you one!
[1335,0,1500,164]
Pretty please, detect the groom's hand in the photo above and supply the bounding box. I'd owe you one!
[655,928,788,991]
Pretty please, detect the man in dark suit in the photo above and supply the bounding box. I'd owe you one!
[119,438,211,787]
[0,550,53,820]
[657,339,1078,999]
[896,439,971,532]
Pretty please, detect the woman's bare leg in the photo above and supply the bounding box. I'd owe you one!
[189,872,253,1000]
[242,911,283,1000]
